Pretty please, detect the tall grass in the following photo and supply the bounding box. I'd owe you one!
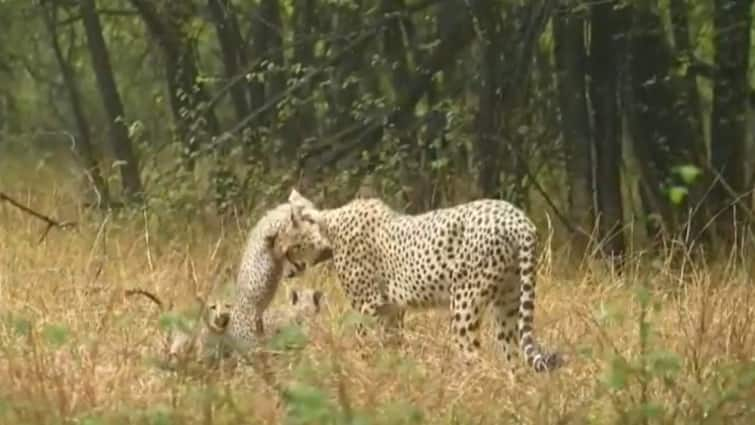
[1,152,754,424]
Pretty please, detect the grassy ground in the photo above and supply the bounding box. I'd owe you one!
[1,157,755,424]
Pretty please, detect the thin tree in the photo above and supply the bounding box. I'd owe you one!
[80,0,143,201]
[553,2,592,250]
[710,0,752,238]
[40,0,110,207]
[589,0,626,263]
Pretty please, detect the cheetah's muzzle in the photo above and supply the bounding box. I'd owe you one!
[215,313,230,329]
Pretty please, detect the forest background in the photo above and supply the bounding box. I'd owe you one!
[1,0,754,424]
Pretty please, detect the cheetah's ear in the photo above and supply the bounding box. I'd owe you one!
[288,188,306,205]
[265,231,278,246]
[312,290,323,309]
[289,288,299,305]
[289,188,317,209]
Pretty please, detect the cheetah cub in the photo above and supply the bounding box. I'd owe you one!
[124,289,232,367]
[227,201,331,353]
[265,287,325,337]
[207,286,327,359]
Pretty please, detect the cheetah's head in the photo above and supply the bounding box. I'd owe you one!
[205,301,232,333]
[274,189,333,273]
[287,287,325,316]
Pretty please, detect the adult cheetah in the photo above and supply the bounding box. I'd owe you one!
[277,189,560,373]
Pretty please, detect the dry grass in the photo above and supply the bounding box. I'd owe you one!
[1,164,755,424]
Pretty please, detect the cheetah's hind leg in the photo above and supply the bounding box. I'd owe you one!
[491,277,521,365]
[374,302,405,347]
[449,282,490,367]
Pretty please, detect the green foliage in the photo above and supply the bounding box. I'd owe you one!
[666,185,688,205]
[671,164,702,185]
[282,383,343,424]
[40,323,70,348]
[5,313,32,338]
[268,324,310,351]
[594,284,755,424]
[158,311,195,335]
[79,415,106,425]
[281,380,425,425]
[663,163,703,206]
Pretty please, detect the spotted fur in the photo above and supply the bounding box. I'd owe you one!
[229,200,328,350]
[278,189,560,373]
[168,300,233,365]
[124,288,233,366]
[217,286,326,356]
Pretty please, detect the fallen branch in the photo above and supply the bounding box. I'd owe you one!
[0,191,77,242]
[124,288,166,310]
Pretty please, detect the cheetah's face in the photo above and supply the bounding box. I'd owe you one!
[205,301,232,333]
[287,287,325,316]
[274,189,333,271]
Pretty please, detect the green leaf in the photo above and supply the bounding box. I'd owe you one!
[41,323,69,348]
[145,407,172,425]
[268,324,309,351]
[79,416,105,425]
[9,316,31,337]
[0,398,9,417]
[632,402,665,420]
[647,350,682,376]
[635,286,652,307]
[667,186,689,205]
[672,164,702,184]
[602,356,631,390]
[158,312,193,334]
[282,383,339,425]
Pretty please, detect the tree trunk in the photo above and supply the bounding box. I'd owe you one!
[80,0,143,201]
[284,0,318,159]
[589,0,626,263]
[553,4,593,246]
[258,0,288,160]
[711,0,752,238]
[207,0,250,122]
[668,0,710,244]
[669,0,705,158]
[326,3,364,138]
[42,1,110,207]
[473,2,504,199]
[129,0,220,167]
[624,4,705,242]
[248,0,285,121]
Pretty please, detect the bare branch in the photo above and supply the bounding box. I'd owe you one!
[124,288,165,310]
[0,191,77,243]
[58,9,139,26]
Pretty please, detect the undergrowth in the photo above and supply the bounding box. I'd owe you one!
[1,155,754,425]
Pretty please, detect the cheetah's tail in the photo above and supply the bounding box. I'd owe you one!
[517,227,562,373]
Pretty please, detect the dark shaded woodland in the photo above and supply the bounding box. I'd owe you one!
[1,0,753,262]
